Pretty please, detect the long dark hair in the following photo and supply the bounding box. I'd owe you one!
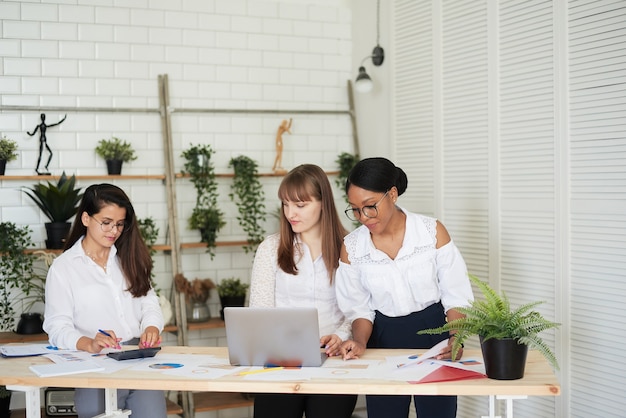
[346,157,408,196]
[64,183,152,297]
[277,164,347,282]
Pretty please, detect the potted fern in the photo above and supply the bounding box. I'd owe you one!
[228,155,266,253]
[0,136,19,175]
[182,144,225,258]
[22,171,83,249]
[418,274,560,380]
[95,136,137,174]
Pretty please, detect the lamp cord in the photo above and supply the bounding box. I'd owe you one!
[376,0,380,46]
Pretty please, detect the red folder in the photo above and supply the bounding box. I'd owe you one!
[409,364,486,384]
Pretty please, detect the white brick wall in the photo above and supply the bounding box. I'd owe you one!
[2,1,354,414]
[1,0,354,360]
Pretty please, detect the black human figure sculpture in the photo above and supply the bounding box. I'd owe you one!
[27,113,67,175]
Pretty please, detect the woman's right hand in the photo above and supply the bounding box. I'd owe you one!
[339,339,365,360]
[81,330,121,353]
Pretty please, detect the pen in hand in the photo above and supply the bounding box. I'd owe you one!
[98,329,121,349]
[98,329,112,337]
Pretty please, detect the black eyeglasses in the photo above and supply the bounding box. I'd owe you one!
[344,190,389,222]
[90,215,127,233]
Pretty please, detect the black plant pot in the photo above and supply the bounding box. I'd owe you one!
[219,295,246,320]
[45,222,71,250]
[480,336,528,380]
[0,391,11,418]
[0,159,6,176]
[106,159,123,175]
[16,312,44,335]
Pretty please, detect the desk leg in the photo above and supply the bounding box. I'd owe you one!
[92,388,131,418]
[482,395,501,418]
[6,385,40,418]
[497,395,527,418]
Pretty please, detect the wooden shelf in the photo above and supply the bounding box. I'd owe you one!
[181,240,248,249]
[193,392,253,412]
[0,331,47,344]
[166,398,184,415]
[0,174,166,181]
[186,318,225,331]
[175,170,339,179]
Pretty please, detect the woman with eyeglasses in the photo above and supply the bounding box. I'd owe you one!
[43,183,166,418]
[335,157,473,418]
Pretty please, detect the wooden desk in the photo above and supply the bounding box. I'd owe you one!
[0,346,559,418]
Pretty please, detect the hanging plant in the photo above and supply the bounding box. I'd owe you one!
[228,155,266,253]
[335,152,360,227]
[181,144,225,258]
[335,152,360,195]
[138,216,160,295]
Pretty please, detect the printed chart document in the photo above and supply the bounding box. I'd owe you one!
[0,344,69,357]
[388,339,486,383]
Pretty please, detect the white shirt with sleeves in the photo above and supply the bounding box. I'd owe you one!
[43,237,164,350]
[335,208,473,324]
[249,233,351,341]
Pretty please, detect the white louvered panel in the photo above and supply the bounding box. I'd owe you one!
[392,0,435,213]
[444,206,490,271]
[569,0,626,416]
[441,0,489,201]
[499,1,557,417]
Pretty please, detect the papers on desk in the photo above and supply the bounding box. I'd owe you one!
[29,360,105,377]
[387,339,486,383]
[0,343,70,357]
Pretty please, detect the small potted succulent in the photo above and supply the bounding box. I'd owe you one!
[95,136,137,175]
[0,136,19,175]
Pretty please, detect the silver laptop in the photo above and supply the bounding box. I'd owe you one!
[224,307,328,367]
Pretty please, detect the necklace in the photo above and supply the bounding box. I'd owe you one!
[83,244,108,272]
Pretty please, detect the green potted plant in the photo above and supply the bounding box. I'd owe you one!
[137,216,160,293]
[228,155,266,253]
[335,152,359,227]
[22,171,83,249]
[0,136,19,175]
[181,144,225,259]
[174,273,216,322]
[0,222,40,333]
[418,274,560,380]
[217,277,249,320]
[95,136,137,174]
[0,384,11,417]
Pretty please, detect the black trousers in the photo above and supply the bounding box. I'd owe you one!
[366,302,457,418]
[253,393,357,418]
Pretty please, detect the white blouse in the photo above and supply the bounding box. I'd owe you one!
[43,238,164,350]
[335,208,473,323]
[249,233,351,341]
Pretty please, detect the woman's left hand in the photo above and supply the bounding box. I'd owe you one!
[139,326,161,348]
[436,336,463,361]
[320,334,343,356]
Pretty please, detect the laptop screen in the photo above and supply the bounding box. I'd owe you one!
[224,307,328,367]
